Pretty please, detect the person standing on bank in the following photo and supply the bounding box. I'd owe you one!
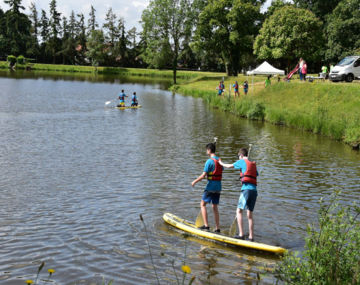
[299,58,304,80]
[191,143,223,233]
[219,148,258,241]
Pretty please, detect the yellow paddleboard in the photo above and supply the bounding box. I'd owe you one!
[163,213,286,254]
[116,105,142,110]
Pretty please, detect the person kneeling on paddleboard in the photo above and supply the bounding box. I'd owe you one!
[131,92,138,106]
[118,89,128,107]
[219,148,258,241]
[191,142,223,233]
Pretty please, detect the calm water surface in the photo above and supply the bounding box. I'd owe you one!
[0,71,359,284]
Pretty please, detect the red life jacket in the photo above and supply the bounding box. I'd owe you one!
[240,159,257,185]
[207,157,223,181]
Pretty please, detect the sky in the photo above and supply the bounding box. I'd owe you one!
[0,0,272,31]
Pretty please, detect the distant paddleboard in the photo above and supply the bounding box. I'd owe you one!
[116,105,142,110]
[163,213,286,254]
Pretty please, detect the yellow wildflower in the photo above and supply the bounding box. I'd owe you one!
[181,265,191,274]
[48,269,55,275]
[25,280,33,284]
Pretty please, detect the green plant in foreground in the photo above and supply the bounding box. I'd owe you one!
[140,214,196,284]
[275,191,360,284]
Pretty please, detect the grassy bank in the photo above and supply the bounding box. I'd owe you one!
[172,77,360,148]
[0,61,223,81]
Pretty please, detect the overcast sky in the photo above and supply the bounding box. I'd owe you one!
[0,0,272,31]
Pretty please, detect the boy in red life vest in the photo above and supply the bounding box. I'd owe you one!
[219,148,258,241]
[191,143,223,232]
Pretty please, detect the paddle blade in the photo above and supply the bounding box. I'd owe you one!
[195,211,204,228]
[229,216,237,237]
[105,101,112,105]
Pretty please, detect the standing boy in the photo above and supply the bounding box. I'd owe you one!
[192,143,223,232]
[118,89,128,107]
[219,148,258,241]
[131,92,138,106]
[243,81,249,95]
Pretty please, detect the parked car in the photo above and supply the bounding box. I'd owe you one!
[329,56,360,82]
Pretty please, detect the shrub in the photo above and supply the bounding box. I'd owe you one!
[275,192,360,284]
[17,55,26,64]
[7,55,16,65]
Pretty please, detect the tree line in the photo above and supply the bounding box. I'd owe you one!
[0,0,359,79]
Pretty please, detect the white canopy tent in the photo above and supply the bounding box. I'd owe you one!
[247,61,285,75]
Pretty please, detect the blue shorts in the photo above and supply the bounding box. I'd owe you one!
[202,191,220,205]
[238,190,257,211]
[218,90,222,95]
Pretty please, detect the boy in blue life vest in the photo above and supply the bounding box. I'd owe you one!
[243,81,248,95]
[219,148,258,241]
[131,92,138,106]
[192,143,223,233]
[118,89,128,107]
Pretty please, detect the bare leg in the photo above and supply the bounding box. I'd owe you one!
[247,210,254,239]
[237,208,244,237]
[212,204,220,230]
[201,200,209,227]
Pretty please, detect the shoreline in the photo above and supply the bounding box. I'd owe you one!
[1,61,359,148]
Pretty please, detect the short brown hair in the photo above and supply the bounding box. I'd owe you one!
[238,148,248,157]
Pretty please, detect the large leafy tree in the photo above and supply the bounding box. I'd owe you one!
[196,0,265,76]
[254,6,323,68]
[325,0,360,63]
[293,0,341,20]
[141,0,192,83]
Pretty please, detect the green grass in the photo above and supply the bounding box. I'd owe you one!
[174,78,360,148]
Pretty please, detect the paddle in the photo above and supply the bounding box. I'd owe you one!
[194,137,218,228]
[105,100,114,106]
[229,143,252,237]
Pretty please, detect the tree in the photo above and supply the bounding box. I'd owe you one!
[86,29,106,66]
[325,0,360,63]
[29,2,38,38]
[48,0,61,63]
[115,17,128,65]
[87,5,97,33]
[293,0,342,20]
[3,0,32,55]
[76,13,87,63]
[39,9,49,43]
[195,0,265,76]
[141,0,192,83]
[254,6,323,68]
[103,8,118,47]
[27,2,40,60]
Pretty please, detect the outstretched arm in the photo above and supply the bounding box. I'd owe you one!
[218,160,234,168]
[192,172,206,187]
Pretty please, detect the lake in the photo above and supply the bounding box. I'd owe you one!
[0,70,359,284]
